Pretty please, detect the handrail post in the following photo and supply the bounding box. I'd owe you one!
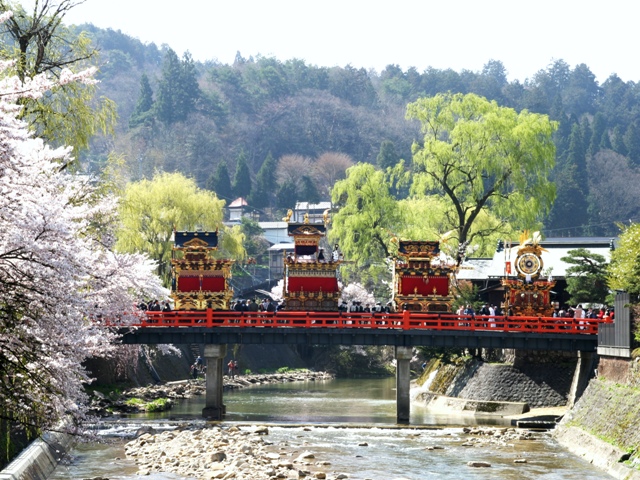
[206,308,212,327]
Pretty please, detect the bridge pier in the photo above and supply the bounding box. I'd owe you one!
[567,350,596,408]
[202,344,227,420]
[395,346,413,424]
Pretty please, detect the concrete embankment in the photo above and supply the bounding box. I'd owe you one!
[0,429,73,480]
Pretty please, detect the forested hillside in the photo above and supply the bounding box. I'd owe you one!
[81,24,640,238]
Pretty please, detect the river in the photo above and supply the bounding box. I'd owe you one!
[49,377,610,479]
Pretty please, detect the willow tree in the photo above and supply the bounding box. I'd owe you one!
[116,172,245,284]
[407,93,558,264]
[330,162,406,295]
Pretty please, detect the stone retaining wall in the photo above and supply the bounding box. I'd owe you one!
[554,357,640,479]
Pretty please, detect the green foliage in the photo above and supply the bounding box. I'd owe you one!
[239,217,268,258]
[561,248,609,304]
[115,172,245,284]
[276,180,297,210]
[129,73,154,128]
[609,223,640,295]
[145,398,170,412]
[451,280,480,312]
[330,163,404,266]
[232,151,252,199]
[248,152,277,209]
[207,162,234,203]
[155,49,202,124]
[376,140,399,170]
[407,93,558,263]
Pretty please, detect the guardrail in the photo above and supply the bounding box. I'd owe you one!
[105,310,611,335]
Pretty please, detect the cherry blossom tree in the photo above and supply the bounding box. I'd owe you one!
[0,11,165,435]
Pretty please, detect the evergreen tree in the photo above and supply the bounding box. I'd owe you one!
[207,162,233,202]
[248,152,277,209]
[376,140,399,170]
[232,151,252,199]
[624,121,640,167]
[155,48,183,124]
[276,180,297,209]
[567,123,587,187]
[129,73,154,128]
[611,125,628,156]
[178,51,201,118]
[589,113,607,155]
[300,175,320,204]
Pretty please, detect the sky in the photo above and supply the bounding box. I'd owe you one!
[62,0,637,84]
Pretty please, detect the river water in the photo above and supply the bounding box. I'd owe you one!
[49,377,610,479]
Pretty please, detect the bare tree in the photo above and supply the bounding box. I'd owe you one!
[313,152,354,197]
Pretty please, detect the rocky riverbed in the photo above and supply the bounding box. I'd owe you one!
[123,424,542,480]
[89,371,334,416]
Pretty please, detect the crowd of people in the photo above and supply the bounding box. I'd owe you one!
[230,298,282,312]
[553,304,615,320]
[338,301,395,313]
[137,299,172,312]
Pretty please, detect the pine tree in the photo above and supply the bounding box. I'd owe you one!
[155,48,182,124]
[376,140,399,170]
[300,175,320,204]
[232,151,252,199]
[207,162,233,202]
[276,180,297,209]
[589,113,607,156]
[178,51,201,118]
[129,73,154,128]
[248,152,277,209]
[624,121,640,167]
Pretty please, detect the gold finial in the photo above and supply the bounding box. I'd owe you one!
[323,209,331,226]
[303,212,310,224]
[282,209,293,222]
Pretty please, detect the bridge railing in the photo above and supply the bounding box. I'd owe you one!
[107,310,611,335]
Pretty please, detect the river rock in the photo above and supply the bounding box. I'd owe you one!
[467,461,491,467]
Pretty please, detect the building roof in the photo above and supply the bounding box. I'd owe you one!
[259,222,288,229]
[268,242,295,252]
[295,201,332,211]
[228,197,248,208]
[460,237,615,280]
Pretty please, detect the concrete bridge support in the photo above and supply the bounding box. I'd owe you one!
[202,344,227,419]
[395,346,413,424]
[568,350,596,408]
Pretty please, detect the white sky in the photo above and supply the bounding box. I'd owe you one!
[63,0,637,84]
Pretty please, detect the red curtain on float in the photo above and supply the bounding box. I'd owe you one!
[177,276,200,292]
[400,276,449,296]
[287,276,339,293]
[202,276,225,292]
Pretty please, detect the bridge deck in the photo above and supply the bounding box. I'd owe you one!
[112,311,605,351]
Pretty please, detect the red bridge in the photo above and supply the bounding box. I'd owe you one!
[126,310,606,334]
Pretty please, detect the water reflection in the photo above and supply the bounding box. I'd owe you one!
[130,377,509,427]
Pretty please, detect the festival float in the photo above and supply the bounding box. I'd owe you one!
[501,231,555,316]
[282,212,341,311]
[393,240,455,312]
[170,230,234,310]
